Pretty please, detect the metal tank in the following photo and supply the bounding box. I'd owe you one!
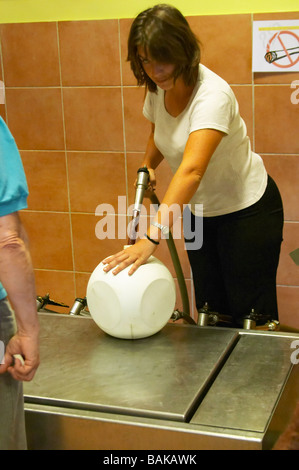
[24,313,299,450]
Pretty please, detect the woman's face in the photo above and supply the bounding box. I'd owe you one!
[137,46,176,90]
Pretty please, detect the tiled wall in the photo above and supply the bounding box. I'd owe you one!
[0,11,298,327]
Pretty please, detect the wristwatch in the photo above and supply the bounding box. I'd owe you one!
[151,221,170,236]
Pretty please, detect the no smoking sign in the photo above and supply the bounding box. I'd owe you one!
[253,20,299,72]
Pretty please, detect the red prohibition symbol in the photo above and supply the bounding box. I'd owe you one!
[266,30,299,68]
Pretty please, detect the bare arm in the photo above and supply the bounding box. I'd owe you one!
[140,123,164,193]
[143,123,164,168]
[103,128,224,275]
[0,212,39,381]
[150,128,224,227]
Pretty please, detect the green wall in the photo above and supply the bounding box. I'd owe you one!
[0,0,298,24]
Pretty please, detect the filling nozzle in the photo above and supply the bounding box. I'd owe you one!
[128,167,149,245]
[133,167,150,212]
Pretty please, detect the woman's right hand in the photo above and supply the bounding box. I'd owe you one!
[102,238,158,276]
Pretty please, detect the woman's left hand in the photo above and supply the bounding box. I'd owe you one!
[102,238,158,276]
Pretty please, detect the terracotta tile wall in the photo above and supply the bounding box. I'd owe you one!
[0,12,298,327]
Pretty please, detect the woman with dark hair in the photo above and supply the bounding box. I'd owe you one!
[103,4,284,327]
[127,4,200,91]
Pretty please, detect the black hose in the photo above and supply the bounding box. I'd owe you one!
[149,192,190,317]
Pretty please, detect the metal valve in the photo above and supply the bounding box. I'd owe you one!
[70,297,87,316]
[243,309,280,331]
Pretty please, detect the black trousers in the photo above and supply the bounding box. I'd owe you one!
[184,175,284,326]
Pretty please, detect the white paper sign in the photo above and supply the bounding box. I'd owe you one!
[252,20,299,72]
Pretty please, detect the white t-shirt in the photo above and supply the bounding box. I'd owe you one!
[143,64,267,217]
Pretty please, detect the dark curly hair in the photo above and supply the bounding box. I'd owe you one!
[127,4,201,92]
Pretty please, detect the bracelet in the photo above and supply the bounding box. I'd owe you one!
[145,234,160,245]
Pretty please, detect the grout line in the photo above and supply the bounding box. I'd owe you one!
[56,21,77,295]
[22,209,299,224]
[17,148,299,156]
[5,83,297,89]
[277,285,299,288]
[118,18,129,220]
[250,13,256,153]
[4,85,123,89]
[18,149,145,155]
[259,152,299,156]
[4,85,144,90]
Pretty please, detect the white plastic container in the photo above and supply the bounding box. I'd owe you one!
[86,256,176,339]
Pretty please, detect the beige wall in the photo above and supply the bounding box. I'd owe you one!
[0,11,298,327]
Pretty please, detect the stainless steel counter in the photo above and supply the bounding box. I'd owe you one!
[24,313,299,450]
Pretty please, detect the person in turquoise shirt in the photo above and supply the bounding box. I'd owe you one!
[0,117,29,299]
[0,116,39,449]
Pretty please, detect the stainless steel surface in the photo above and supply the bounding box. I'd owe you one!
[24,313,299,450]
[191,333,296,431]
[24,313,238,422]
[24,402,264,450]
